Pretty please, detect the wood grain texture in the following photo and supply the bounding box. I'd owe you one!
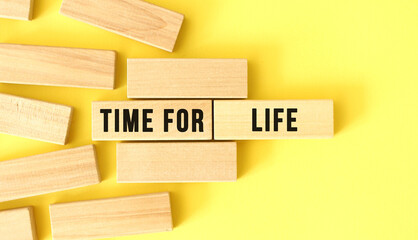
[92,100,212,140]
[127,58,248,98]
[0,207,37,240]
[117,142,237,182]
[0,145,100,202]
[0,93,72,145]
[60,0,184,52]
[0,43,115,89]
[50,192,172,240]
[0,0,33,20]
[214,100,334,139]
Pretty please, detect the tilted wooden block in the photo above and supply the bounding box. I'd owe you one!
[50,192,172,240]
[60,0,184,52]
[117,142,237,182]
[0,0,33,20]
[0,145,100,202]
[92,100,212,140]
[0,93,72,145]
[0,207,37,240]
[214,100,334,139]
[127,59,248,98]
[0,44,115,89]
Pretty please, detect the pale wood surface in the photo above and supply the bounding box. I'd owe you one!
[0,93,72,145]
[0,0,33,20]
[50,192,172,240]
[0,145,100,202]
[127,59,248,98]
[60,0,184,52]
[0,207,37,240]
[214,100,334,139]
[92,100,212,140]
[0,44,115,89]
[117,142,237,182]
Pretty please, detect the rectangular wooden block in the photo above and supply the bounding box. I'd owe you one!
[0,93,72,145]
[92,100,212,141]
[127,59,248,98]
[50,192,172,240]
[117,142,237,182]
[0,207,37,240]
[214,100,334,139]
[0,145,100,202]
[0,0,33,20]
[60,0,184,52]
[0,44,115,89]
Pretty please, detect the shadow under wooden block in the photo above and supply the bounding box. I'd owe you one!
[0,93,72,145]
[0,207,37,240]
[0,145,101,202]
[50,192,172,240]
[214,100,334,140]
[117,142,237,182]
[60,0,184,52]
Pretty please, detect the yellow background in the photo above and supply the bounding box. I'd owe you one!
[1,0,418,239]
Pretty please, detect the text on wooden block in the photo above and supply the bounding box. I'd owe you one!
[214,100,334,139]
[92,100,212,140]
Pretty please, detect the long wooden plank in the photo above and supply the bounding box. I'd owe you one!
[92,100,212,140]
[0,207,37,240]
[127,59,248,98]
[0,93,72,145]
[0,44,115,89]
[50,192,172,240]
[0,0,33,20]
[0,145,100,202]
[214,100,334,139]
[60,0,184,52]
[117,142,237,182]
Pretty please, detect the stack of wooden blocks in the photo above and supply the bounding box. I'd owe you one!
[0,0,334,239]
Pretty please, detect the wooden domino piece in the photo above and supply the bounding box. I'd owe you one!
[0,145,100,202]
[0,0,33,20]
[60,0,184,52]
[0,44,116,89]
[0,207,37,240]
[214,100,334,139]
[117,142,237,182]
[127,59,248,98]
[92,100,212,141]
[50,192,172,240]
[0,93,72,145]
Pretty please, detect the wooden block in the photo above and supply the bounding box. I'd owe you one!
[0,145,100,202]
[50,192,172,240]
[0,44,115,89]
[214,100,334,139]
[60,0,184,52]
[127,59,248,98]
[0,93,72,145]
[0,207,37,240]
[92,100,212,141]
[0,0,33,20]
[117,142,237,182]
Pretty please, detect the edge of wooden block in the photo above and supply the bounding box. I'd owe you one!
[0,93,73,145]
[27,207,38,240]
[59,2,184,52]
[126,58,248,98]
[213,99,334,140]
[116,142,237,183]
[0,44,116,89]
